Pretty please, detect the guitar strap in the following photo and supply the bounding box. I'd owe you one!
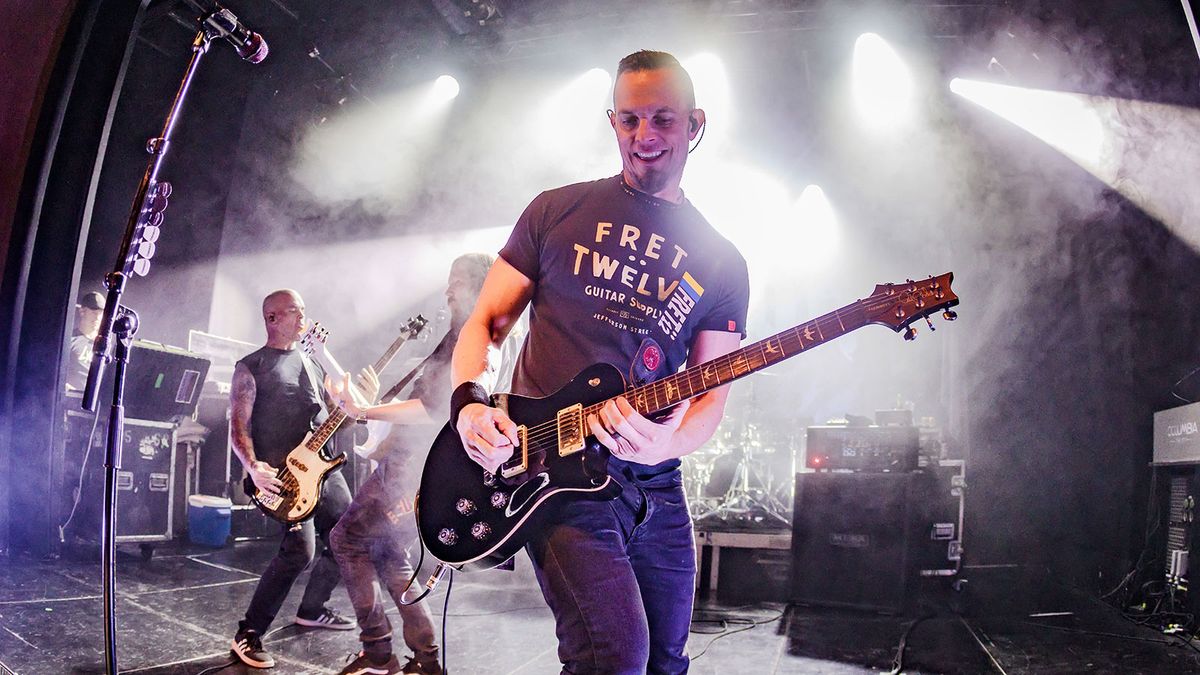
[379,328,457,403]
[298,351,330,418]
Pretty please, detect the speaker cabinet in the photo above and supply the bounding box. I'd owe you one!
[61,413,176,542]
[791,472,917,612]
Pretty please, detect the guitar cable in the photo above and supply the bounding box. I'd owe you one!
[58,409,103,542]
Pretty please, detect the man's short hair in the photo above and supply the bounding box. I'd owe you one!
[262,289,298,319]
[615,50,696,109]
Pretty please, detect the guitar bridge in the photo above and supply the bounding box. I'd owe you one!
[498,425,530,479]
[557,403,586,457]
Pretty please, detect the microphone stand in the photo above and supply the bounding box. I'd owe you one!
[81,26,218,675]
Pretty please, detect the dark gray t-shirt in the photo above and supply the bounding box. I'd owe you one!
[237,346,330,466]
[500,175,750,482]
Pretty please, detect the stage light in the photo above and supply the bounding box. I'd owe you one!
[581,67,611,92]
[950,76,1200,253]
[795,184,838,266]
[532,67,612,176]
[949,78,1105,167]
[852,33,913,131]
[432,75,460,102]
[680,53,729,146]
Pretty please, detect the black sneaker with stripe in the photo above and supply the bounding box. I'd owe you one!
[337,651,401,675]
[231,629,275,669]
[294,607,355,630]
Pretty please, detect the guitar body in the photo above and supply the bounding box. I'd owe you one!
[417,363,626,570]
[244,433,347,525]
[245,314,425,525]
[416,274,960,573]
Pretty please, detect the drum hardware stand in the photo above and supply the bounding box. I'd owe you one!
[696,446,793,528]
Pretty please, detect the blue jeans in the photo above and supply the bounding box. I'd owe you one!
[527,466,696,675]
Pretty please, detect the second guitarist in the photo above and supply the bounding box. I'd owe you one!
[229,289,378,669]
[327,253,496,675]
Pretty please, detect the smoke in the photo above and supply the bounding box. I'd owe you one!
[181,0,1200,581]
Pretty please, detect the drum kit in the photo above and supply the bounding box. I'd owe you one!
[684,375,799,529]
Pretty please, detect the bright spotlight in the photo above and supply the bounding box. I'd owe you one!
[852,33,914,131]
[581,67,611,92]
[432,75,460,102]
[949,77,1200,255]
[795,185,838,265]
[682,53,730,144]
[532,68,613,178]
[949,77,1105,168]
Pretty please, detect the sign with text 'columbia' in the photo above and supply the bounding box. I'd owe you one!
[1154,401,1200,465]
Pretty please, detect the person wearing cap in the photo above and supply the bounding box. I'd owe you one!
[65,291,105,391]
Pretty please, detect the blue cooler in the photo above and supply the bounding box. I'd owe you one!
[188,495,232,547]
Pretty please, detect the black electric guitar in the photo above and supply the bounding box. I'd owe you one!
[245,315,429,524]
[416,274,960,570]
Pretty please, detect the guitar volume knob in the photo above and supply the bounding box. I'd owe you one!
[471,522,492,540]
[456,498,477,516]
[490,491,508,509]
[437,528,459,546]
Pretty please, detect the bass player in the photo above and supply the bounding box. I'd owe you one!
[229,288,379,669]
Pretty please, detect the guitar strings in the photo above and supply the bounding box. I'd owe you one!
[509,306,863,464]
[513,306,856,454]
[489,281,948,469]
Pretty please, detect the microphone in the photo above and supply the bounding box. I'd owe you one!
[202,4,268,64]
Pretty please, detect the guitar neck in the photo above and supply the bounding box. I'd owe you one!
[304,320,424,454]
[371,333,407,374]
[608,299,872,419]
[305,407,349,453]
[372,315,426,375]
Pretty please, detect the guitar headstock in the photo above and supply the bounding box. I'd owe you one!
[861,273,959,340]
[402,314,429,340]
[299,322,329,357]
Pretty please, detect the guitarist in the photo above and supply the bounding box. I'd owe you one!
[327,253,495,675]
[450,51,750,674]
[229,289,379,669]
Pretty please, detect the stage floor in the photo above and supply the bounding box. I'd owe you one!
[1,538,1198,674]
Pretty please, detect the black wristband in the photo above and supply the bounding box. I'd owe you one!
[449,381,490,428]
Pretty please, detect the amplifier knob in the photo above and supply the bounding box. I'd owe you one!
[490,491,508,508]
[437,528,459,546]
[482,471,497,487]
[456,498,477,515]
[470,522,492,540]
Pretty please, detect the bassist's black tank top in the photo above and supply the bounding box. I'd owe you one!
[237,346,328,466]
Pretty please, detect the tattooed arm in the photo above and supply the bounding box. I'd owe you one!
[230,362,282,495]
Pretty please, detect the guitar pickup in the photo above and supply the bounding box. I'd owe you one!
[257,490,283,510]
[557,404,586,457]
[499,426,530,479]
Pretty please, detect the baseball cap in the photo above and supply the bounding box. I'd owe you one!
[79,291,105,311]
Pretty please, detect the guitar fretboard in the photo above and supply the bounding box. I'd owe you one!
[306,408,351,452]
[587,299,874,420]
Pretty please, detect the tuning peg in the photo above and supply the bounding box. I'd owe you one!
[924,315,936,331]
[942,310,958,321]
[903,326,917,341]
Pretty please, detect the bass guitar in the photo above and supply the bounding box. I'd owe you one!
[245,315,429,524]
[416,274,959,570]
